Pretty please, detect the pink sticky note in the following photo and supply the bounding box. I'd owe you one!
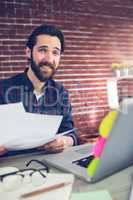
[92,137,106,157]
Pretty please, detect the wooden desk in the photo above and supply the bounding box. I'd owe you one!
[0,154,133,200]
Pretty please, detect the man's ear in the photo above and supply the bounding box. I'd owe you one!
[25,47,31,59]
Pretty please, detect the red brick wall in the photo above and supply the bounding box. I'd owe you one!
[0,0,133,143]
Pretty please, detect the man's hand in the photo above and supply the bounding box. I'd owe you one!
[38,136,74,153]
[0,146,7,156]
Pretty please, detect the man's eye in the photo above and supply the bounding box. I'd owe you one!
[39,49,47,53]
[53,51,60,56]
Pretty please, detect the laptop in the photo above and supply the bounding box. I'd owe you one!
[42,99,133,182]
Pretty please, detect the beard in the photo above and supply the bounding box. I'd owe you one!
[30,56,57,82]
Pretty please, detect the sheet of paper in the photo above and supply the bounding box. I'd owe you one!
[0,102,63,150]
[71,190,112,200]
[0,102,25,113]
[0,173,74,200]
[43,128,76,144]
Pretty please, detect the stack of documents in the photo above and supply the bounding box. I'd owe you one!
[0,102,63,150]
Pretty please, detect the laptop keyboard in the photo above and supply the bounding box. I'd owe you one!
[72,155,94,168]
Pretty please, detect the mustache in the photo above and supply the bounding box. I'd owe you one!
[29,58,56,71]
[38,61,56,70]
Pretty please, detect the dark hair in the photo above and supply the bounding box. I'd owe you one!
[26,25,64,53]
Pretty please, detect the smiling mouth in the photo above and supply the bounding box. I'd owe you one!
[42,66,52,71]
[41,65,53,70]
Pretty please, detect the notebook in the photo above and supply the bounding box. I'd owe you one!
[71,190,112,200]
[0,173,74,200]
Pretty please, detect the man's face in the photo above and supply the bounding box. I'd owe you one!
[28,34,61,82]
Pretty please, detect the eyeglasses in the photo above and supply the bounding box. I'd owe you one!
[0,159,50,191]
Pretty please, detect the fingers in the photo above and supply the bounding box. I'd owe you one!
[44,145,64,154]
[44,140,58,149]
[38,136,74,154]
[39,138,65,153]
[0,146,7,156]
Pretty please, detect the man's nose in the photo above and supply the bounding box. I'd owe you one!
[44,51,54,64]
